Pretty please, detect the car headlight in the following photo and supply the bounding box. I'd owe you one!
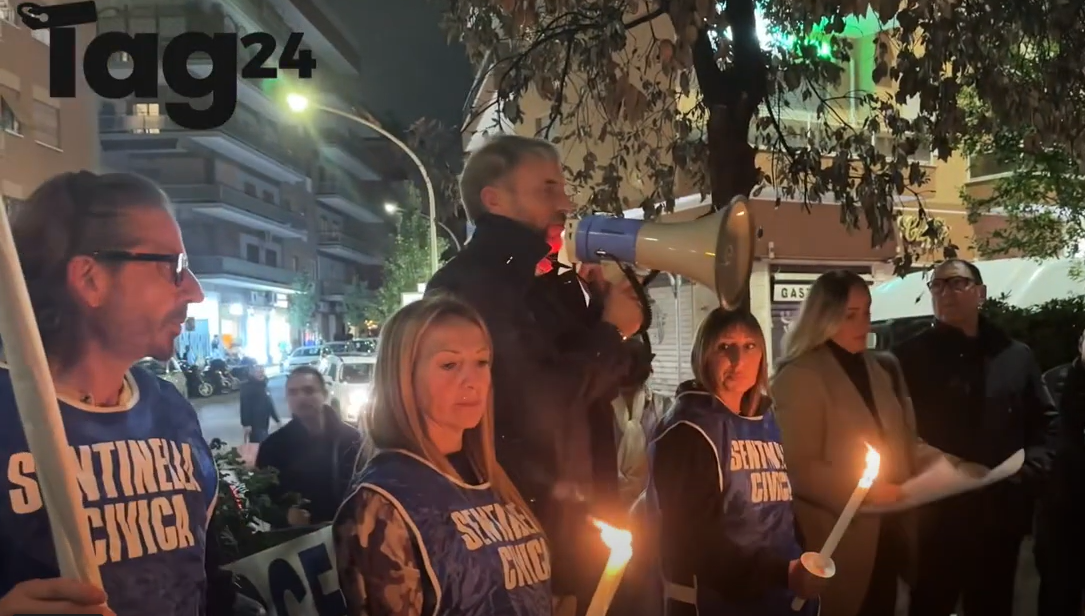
[349,389,370,409]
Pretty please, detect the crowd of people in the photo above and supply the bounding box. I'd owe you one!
[0,134,1079,616]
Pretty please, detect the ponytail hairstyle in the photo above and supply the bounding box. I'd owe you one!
[7,171,170,369]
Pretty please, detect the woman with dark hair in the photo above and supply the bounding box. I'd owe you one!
[773,269,937,616]
[646,308,824,616]
[256,366,361,526]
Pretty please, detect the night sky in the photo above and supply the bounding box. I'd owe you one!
[325,0,475,130]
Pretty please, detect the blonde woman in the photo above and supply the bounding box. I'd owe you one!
[772,270,935,616]
[334,296,552,616]
[647,309,824,616]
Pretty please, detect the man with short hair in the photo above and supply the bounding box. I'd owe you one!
[893,258,1058,616]
[427,134,645,612]
[0,171,217,616]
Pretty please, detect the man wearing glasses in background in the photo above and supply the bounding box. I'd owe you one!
[0,172,225,616]
[893,258,1058,616]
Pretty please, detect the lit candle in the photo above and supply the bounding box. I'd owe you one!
[792,445,880,611]
[584,519,634,616]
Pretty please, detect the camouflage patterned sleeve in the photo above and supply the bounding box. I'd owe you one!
[335,488,429,616]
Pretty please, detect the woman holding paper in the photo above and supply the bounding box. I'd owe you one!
[333,296,552,616]
[647,308,825,616]
[773,270,929,616]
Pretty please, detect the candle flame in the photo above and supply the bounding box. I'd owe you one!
[859,444,880,488]
[593,518,633,561]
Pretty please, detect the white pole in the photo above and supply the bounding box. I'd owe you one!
[0,203,101,585]
[312,105,441,275]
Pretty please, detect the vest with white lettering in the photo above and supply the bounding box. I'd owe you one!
[353,450,552,616]
[648,391,818,616]
[0,365,218,616]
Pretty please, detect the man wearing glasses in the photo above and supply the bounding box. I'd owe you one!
[893,258,1058,616]
[0,172,218,616]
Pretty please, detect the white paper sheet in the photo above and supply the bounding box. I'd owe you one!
[861,449,1025,513]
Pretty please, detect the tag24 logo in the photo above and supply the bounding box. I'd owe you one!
[16,1,316,130]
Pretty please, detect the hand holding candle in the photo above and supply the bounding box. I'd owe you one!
[584,519,633,616]
[792,445,880,611]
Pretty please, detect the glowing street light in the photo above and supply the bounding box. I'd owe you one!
[285,93,440,275]
[384,202,398,215]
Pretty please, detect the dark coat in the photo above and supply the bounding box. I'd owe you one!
[239,378,278,431]
[893,319,1059,533]
[426,214,641,596]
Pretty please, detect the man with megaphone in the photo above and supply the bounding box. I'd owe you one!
[427,135,649,615]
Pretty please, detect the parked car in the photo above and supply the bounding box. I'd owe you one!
[135,357,187,399]
[349,338,379,354]
[281,346,323,373]
[321,353,377,424]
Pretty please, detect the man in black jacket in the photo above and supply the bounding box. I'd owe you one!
[893,258,1058,616]
[1035,331,1085,616]
[427,134,644,613]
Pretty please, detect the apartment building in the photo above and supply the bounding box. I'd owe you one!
[0,5,98,208]
[94,0,393,364]
[463,12,1011,385]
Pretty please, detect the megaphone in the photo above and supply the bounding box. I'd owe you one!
[563,196,756,310]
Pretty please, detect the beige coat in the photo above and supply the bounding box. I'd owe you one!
[772,346,935,616]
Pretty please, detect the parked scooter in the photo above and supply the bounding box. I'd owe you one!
[204,359,240,395]
[180,360,214,398]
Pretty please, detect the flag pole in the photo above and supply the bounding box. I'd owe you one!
[0,201,101,584]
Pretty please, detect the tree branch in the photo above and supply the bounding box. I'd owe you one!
[543,35,576,139]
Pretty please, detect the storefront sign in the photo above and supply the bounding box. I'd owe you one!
[226,526,346,616]
[773,283,811,303]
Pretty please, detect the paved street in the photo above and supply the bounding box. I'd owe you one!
[192,375,288,446]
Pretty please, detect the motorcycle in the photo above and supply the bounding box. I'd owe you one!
[205,359,241,395]
[180,360,214,398]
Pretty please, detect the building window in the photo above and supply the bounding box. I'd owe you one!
[245,244,260,263]
[265,249,278,267]
[132,103,160,134]
[2,196,26,215]
[33,101,60,148]
[1,88,22,136]
[244,182,257,197]
[0,4,16,23]
[262,189,275,204]
[292,256,300,271]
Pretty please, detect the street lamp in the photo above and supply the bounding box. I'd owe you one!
[286,94,440,275]
[384,202,398,215]
[384,201,462,252]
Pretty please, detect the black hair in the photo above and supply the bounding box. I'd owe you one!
[9,171,170,368]
[937,258,983,284]
[287,365,328,392]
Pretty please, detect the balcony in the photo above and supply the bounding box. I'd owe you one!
[99,114,308,183]
[319,138,382,182]
[318,231,380,265]
[165,184,307,240]
[188,256,297,293]
[321,279,349,300]
[315,181,384,223]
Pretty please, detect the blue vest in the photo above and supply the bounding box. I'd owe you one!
[648,391,818,616]
[355,450,552,616]
[0,365,218,616]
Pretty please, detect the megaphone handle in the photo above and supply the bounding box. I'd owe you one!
[598,253,653,338]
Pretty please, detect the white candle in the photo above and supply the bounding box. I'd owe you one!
[584,519,633,616]
[792,445,880,611]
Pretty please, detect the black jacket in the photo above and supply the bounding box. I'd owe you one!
[893,319,1058,531]
[427,214,639,594]
[239,378,278,431]
[1050,359,1085,495]
[255,409,362,525]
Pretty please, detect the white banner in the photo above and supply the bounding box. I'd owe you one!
[226,526,346,616]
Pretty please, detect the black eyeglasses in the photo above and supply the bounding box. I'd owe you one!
[927,276,975,294]
[90,251,189,286]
